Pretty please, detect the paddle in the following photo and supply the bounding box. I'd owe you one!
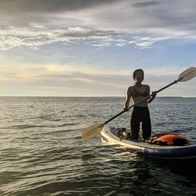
[82,67,196,142]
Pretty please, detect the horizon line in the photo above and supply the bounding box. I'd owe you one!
[0,96,196,98]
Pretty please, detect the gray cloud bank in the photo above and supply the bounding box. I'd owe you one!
[0,0,117,14]
[1,0,196,50]
[1,66,195,96]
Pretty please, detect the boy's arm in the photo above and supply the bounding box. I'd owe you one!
[124,87,132,111]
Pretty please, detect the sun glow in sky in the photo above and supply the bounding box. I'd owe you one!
[0,0,196,97]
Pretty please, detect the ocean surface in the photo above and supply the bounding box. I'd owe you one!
[0,97,196,196]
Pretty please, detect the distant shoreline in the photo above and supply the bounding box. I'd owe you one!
[0,96,195,98]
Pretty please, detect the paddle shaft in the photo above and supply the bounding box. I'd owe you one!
[156,79,179,93]
[104,79,180,125]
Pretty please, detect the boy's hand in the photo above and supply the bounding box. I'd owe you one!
[123,108,129,112]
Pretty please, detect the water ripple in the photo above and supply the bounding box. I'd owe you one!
[0,97,196,195]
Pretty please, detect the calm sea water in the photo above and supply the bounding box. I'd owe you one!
[0,97,196,196]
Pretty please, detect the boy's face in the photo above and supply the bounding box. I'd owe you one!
[134,71,144,82]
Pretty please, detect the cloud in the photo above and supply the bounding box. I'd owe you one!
[0,26,115,51]
[1,0,196,51]
[131,1,159,7]
[1,63,195,97]
[0,0,118,13]
[0,63,128,96]
[128,35,173,48]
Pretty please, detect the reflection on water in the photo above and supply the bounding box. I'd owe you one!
[0,97,196,195]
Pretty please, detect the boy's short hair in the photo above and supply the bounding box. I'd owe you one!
[133,69,144,79]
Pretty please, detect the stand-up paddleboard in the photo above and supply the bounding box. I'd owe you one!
[101,126,196,160]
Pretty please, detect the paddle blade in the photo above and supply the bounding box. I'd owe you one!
[82,123,104,142]
[178,67,196,82]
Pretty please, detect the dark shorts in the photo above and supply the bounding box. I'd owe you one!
[130,106,151,140]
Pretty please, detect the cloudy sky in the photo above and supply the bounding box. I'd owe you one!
[0,0,196,97]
